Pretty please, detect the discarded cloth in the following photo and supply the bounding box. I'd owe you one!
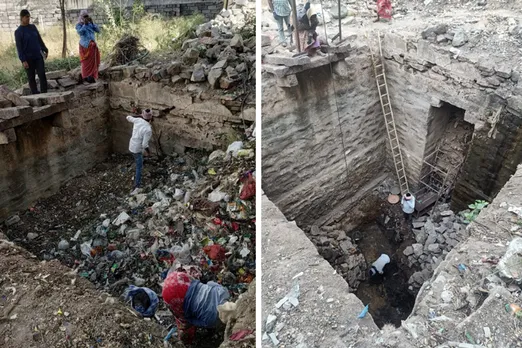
[124,285,159,317]
[183,280,230,328]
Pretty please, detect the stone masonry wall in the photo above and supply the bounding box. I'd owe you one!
[107,64,255,154]
[381,32,522,207]
[262,46,387,227]
[0,86,110,220]
[0,0,222,32]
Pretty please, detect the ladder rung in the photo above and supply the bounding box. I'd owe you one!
[384,112,392,117]
[392,145,399,150]
[399,175,406,180]
[379,84,386,88]
[376,73,384,78]
[381,93,388,98]
[382,103,390,108]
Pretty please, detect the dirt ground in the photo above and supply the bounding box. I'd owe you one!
[0,237,166,348]
[1,148,256,347]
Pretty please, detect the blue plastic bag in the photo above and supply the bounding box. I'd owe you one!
[124,285,159,318]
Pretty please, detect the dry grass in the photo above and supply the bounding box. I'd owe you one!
[0,14,203,89]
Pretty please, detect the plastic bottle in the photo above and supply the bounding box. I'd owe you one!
[505,304,522,317]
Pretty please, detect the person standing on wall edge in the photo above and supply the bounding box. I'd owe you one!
[127,109,153,195]
[76,10,101,84]
[375,0,392,22]
[401,192,415,223]
[14,9,48,95]
[267,0,292,48]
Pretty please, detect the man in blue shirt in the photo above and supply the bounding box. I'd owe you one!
[268,0,292,47]
[14,9,48,95]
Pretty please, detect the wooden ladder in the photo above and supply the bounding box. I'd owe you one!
[369,32,409,195]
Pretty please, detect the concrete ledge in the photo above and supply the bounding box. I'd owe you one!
[0,104,67,131]
[263,51,352,77]
[262,192,379,347]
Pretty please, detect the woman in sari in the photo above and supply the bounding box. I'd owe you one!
[376,0,392,22]
[76,10,100,83]
[296,1,323,56]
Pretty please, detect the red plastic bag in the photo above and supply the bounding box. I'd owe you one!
[229,329,254,341]
[240,174,255,200]
[203,245,227,262]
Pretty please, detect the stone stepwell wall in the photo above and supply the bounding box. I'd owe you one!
[0,86,110,220]
[261,45,387,227]
[0,0,222,32]
[381,32,522,209]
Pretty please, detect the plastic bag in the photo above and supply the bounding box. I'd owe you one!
[239,173,255,200]
[124,285,159,318]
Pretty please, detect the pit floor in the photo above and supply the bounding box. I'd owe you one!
[350,203,416,328]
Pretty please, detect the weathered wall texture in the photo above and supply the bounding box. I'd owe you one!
[382,33,522,207]
[108,66,255,154]
[0,0,222,32]
[262,47,387,227]
[0,86,110,220]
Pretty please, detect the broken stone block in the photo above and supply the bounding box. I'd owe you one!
[46,70,68,79]
[191,64,206,82]
[230,34,244,50]
[337,230,347,241]
[264,54,311,67]
[496,66,512,79]
[440,210,454,217]
[412,221,425,229]
[0,106,32,120]
[208,68,223,88]
[0,96,12,108]
[57,77,77,88]
[220,77,240,90]
[498,237,522,282]
[421,24,448,40]
[427,243,441,253]
[414,228,428,244]
[276,74,298,88]
[225,66,239,79]
[262,34,271,47]
[171,75,184,84]
[310,225,321,236]
[5,214,20,226]
[167,62,182,75]
[0,128,17,144]
[403,246,414,256]
[0,86,30,107]
[412,243,423,256]
[452,28,468,47]
[183,48,200,65]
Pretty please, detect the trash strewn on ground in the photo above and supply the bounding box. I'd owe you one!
[3,137,255,347]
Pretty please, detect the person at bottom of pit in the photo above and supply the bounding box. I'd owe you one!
[162,270,233,345]
[368,253,391,284]
[127,109,153,195]
[401,192,416,224]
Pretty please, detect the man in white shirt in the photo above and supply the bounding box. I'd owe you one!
[368,253,390,284]
[127,109,153,194]
[401,192,415,223]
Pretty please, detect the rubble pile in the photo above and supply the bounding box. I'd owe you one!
[205,0,256,38]
[106,21,256,92]
[403,204,468,290]
[307,225,366,289]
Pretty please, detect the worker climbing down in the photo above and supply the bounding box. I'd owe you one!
[296,1,323,56]
[368,253,391,284]
[401,192,416,223]
[162,271,231,345]
[375,0,392,22]
[127,109,153,195]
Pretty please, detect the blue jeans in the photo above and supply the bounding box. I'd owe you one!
[133,153,143,188]
[273,13,291,44]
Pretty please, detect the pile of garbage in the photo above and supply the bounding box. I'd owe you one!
[403,203,469,290]
[71,140,255,299]
[3,135,255,345]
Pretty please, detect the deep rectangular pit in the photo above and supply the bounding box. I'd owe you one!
[262,34,522,328]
